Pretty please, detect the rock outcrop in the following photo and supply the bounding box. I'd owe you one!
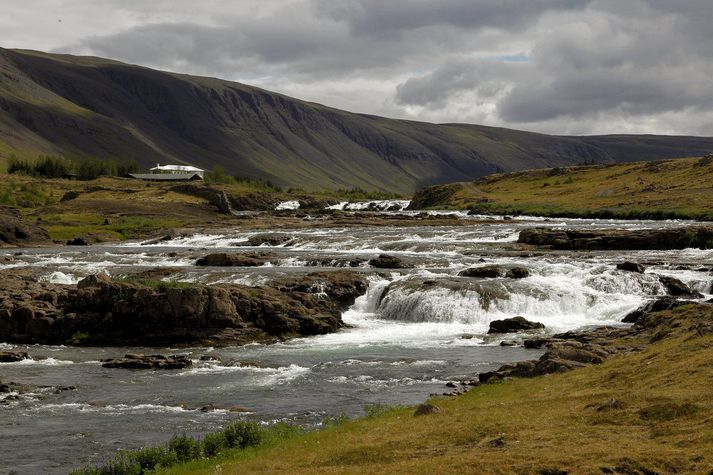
[0,350,29,362]
[368,254,413,269]
[659,276,703,298]
[479,300,712,383]
[238,233,294,247]
[0,206,50,246]
[195,253,272,267]
[616,262,646,273]
[488,317,545,334]
[101,354,192,369]
[519,226,713,250]
[459,265,529,279]
[0,270,368,346]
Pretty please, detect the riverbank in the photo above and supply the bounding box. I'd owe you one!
[410,156,713,220]
[155,301,713,474]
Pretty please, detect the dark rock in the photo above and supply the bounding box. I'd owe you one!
[519,226,713,251]
[239,233,293,247]
[368,254,413,269]
[77,274,112,289]
[622,297,686,323]
[616,262,646,273]
[499,340,518,347]
[505,267,530,279]
[413,403,442,416]
[66,237,89,246]
[101,354,192,369]
[0,270,368,347]
[658,276,703,298]
[459,265,503,278]
[488,316,545,334]
[0,206,50,246]
[0,351,29,362]
[60,191,80,202]
[195,253,270,267]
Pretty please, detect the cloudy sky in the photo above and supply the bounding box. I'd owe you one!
[2,0,712,135]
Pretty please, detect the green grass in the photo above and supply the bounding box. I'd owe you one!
[162,304,713,474]
[70,422,302,475]
[413,156,713,220]
[39,213,184,241]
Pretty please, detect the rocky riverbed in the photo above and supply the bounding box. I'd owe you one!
[2,209,713,473]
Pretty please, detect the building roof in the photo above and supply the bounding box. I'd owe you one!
[149,164,204,173]
[127,173,203,181]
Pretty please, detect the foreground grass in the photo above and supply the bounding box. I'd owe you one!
[414,156,713,220]
[163,305,713,474]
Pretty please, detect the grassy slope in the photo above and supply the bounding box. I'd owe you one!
[163,305,713,474]
[2,48,713,193]
[413,156,713,219]
[0,173,406,241]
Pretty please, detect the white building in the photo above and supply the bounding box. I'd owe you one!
[149,164,205,178]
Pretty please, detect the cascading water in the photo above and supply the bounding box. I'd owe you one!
[2,216,713,474]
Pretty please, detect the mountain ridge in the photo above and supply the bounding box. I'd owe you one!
[1,47,713,193]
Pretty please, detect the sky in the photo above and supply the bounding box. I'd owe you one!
[1,0,712,136]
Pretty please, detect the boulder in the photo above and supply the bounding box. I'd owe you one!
[66,237,89,246]
[101,354,192,369]
[368,254,413,269]
[488,316,545,334]
[459,266,503,278]
[505,267,530,279]
[622,297,686,323]
[617,262,646,273]
[0,350,29,362]
[195,253,269,267]
[658,276,703,298]
[77,274,112,288]
[239,233,293,247]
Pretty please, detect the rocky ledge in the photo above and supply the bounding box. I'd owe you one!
[518,226,713,250]
[101,354,192,369]
[478,298,713,383]
[0,270,368,346]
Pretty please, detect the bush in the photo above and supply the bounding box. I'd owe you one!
[167,435,201,462]
[223,421,263,449]
[133,446,178,470]
[202,431,228,457]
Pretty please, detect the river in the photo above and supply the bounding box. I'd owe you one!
[1,210,711,473]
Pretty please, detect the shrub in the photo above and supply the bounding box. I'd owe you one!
[223,421,263,449]
[132,446,178,470]
[167,435,201,462]
[202,431,228,457]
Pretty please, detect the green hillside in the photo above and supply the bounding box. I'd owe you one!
[410,156,713,219]
[2,48,713,193]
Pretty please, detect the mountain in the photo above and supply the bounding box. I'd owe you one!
[1,47,713,193]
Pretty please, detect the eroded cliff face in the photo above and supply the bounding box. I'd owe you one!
[0,271,368,346]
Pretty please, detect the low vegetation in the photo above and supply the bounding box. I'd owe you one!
[412,156,713,220]
[70,422,301,475]
[8,154,139,180]
[159,304,713,474]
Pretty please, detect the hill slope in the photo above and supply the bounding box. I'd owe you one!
[1,48,713,193]
[410,156,713,219]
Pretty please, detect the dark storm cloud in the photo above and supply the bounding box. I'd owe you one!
[3,0,712,135]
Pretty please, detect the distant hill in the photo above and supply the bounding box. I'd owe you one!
[1,48,713,193]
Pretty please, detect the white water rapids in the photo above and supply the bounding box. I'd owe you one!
[1,215,712,473]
